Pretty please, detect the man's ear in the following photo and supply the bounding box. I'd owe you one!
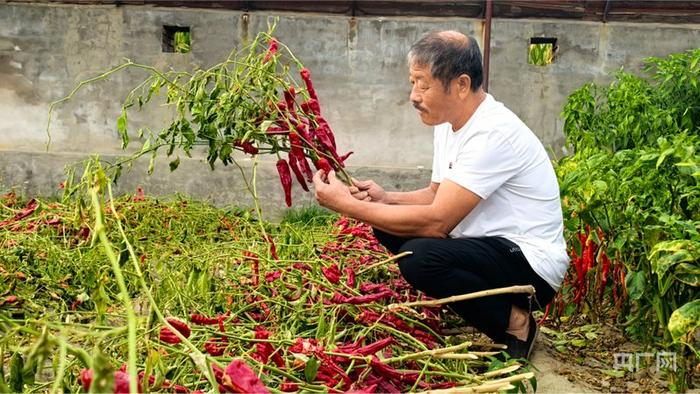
[456,74,472,97]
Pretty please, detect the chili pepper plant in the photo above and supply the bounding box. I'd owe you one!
[550,48,700,391]
[47,22,352,211]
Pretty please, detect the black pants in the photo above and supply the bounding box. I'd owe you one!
[374,229,555,342]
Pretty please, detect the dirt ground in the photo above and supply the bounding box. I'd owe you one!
[529,321,694,394]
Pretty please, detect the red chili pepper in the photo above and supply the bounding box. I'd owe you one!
[330,290,394,305]
[222,359,271,394]
[265,271,282,283]
[359,283,398,297]
[244,251,260,287]
[265,234,279,260]
[79,369,93,391]
[234,140,259,155]
[280,381,300,392]
[315,116,337,151]
[159,317,191,344]
[583,239,596,271]
[0,198,38,227]
[263,38,278,63]
[276,159,293,207]
[191,313,220,325]
[369,356,420,383]
[343,267,356,287]
[351,338,395,357]
[339,151,353,164]
[314,157,333,174]
[265,125,289,135]
[300,68,318,102]
[251,327,285,368]
[283,87,297,116]
[598,251,611,296]
[322,264,342,284]
[288,153,310,192]
[205,336,228,356]
[292,262,312,271]
[294,151,314,182]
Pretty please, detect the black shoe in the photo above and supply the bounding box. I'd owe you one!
[500,314,538,360]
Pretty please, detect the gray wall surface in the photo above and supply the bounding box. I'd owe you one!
[1,3,699,217]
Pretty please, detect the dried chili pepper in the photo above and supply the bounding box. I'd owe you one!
[276,159,293,207]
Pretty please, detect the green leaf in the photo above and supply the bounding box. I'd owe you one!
[148,153,156,175]
[625,270,646,300]
[584,331,598,340]
[141,138,151,154]
[592,180,608,194]
[304,357,320,383]
[259,120,274,134]
[570,338,587,347]
[656,147,675,168]
[169,156,180,172]
[674,262,700,287]
[117,109,129,149]
[650,240,699,281]
[8,353,23,393]
[668,299,700,343]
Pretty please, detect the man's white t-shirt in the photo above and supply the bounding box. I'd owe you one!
[431,94,569,290]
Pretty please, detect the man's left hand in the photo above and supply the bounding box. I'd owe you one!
[313,170,353,212]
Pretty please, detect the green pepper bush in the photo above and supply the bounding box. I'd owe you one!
[554,49,700,391]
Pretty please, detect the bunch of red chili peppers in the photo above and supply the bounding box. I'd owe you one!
[257,38,353,207]
[542,225,628,323]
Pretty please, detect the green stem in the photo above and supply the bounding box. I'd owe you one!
[102,180,221,393]
[89,186,139,394]
[49,330,68,394]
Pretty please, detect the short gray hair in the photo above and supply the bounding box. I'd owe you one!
[408,31,483,92]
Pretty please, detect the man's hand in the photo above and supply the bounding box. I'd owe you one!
[349,178,387,203]
[313,170,354,212]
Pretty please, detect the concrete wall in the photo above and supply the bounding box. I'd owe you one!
[1,3,699,217]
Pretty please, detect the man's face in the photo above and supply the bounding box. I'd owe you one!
[409,63,458,126]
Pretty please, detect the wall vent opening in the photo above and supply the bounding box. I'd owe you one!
[528,37,557,66]
[163,25,191,53]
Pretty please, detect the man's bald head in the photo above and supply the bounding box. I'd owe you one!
[408,30,483,92]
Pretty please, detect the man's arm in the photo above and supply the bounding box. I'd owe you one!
[351,179,439,205]
[315,171,480,238]
[384,183,439,205]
